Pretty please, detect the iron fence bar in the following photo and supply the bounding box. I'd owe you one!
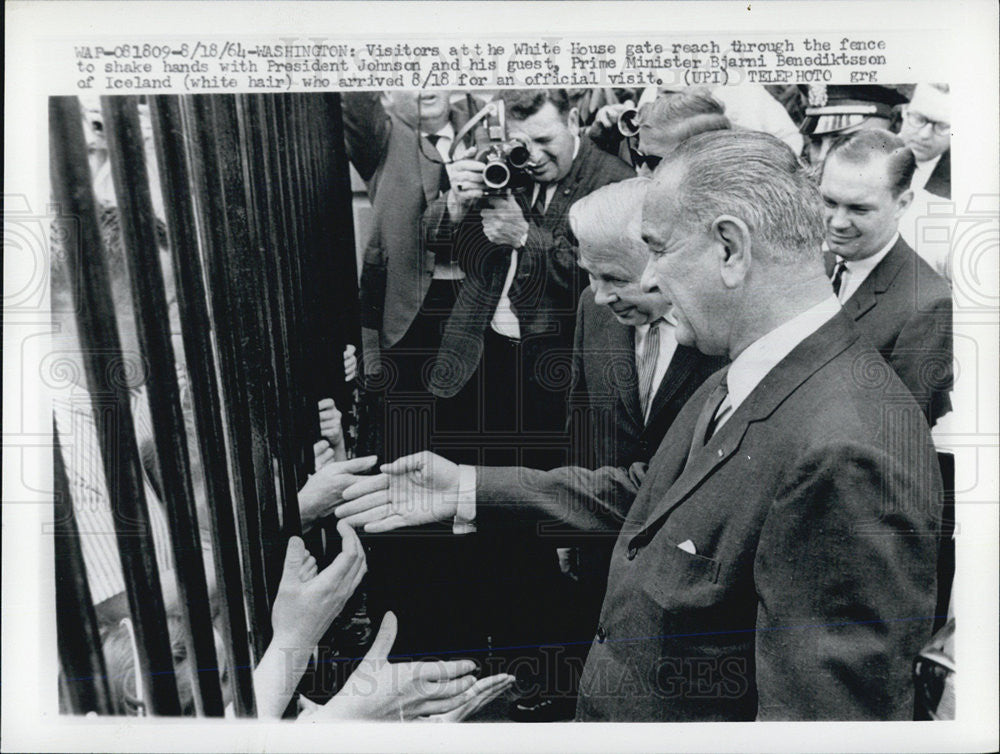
[184,94,272,660]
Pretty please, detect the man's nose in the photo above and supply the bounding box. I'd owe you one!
[592,282,615,307]
[828,206,852,229]
[640,258,659,293]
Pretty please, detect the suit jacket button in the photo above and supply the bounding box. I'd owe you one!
[626,546,638,560]
[596,626,607,643]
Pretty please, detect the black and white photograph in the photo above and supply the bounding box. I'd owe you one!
[4,2,998,752]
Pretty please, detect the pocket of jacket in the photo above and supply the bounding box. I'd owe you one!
[639,539,722,609]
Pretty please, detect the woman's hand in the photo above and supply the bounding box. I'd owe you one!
[305,612,500,721]
[269,523,366,649]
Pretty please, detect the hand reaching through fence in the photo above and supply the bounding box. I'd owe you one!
[299,611,514,722]
[271,525,366,647]
[343,345,357,383]
[313,439,336,470]
[253,524,367,718]
[317,398,348,463]
[298,455,378,532]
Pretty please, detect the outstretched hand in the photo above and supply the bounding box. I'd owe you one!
[418,673,515,722]
[298,454,379,531]
[336,451,460,532]
[270,523,367,649]
[302,611,511,721]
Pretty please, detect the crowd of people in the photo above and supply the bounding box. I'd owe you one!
[55,82,954,722]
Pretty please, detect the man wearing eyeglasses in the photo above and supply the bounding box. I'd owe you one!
[898,83,951,200]
[895,84,953,276]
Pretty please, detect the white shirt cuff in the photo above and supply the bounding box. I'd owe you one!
[452,464,478,534]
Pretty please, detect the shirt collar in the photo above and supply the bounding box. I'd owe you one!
[424,122,454,140]
[636,315,670,338]
[836,232,898,276]
[725,295,842,411]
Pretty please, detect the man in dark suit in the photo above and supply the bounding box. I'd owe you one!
[344,91,467,417]
[567,178,727,473]
[337,130,942,721]
[820,128,953,426]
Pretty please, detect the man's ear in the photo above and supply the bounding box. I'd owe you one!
[566,106,581,132]
[894,188,914,218]
[711,215,751,289]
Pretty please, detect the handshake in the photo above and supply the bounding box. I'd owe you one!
[335,452,464,532]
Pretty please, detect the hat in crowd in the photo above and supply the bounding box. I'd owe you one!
[798,85,909,136]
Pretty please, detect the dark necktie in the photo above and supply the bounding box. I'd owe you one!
[425,133,450,193]
[637,320,661,422]
[685,372,731,469]
[830,259,847,297]
[531,185,548,220]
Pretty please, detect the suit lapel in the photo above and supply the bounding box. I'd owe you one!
[617,323,644,427]
[630,312,860,542]
[645,345,699,425]
[842,236,909,321]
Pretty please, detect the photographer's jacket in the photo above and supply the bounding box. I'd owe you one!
[423,136,633,398]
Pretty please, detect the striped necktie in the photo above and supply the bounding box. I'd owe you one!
[637,320,661,421]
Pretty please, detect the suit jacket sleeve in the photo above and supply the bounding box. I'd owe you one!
[753,442,939,720]
[888,295,953,426]
[475,462,646,539]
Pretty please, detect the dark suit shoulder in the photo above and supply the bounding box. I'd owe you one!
[573,136,635,186]
[789,338,930,446]
[885,237,952,306]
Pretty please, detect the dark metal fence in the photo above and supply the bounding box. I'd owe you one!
[50,93,359,717]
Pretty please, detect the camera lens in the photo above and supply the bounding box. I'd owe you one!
[617,109,640,137]
[506,142,530,169]
[483,160,511,189]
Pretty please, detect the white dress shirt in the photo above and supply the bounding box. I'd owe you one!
[911,154,942,194]
[53,388,176,604]
[424,122,455,166]
[832,232,898,303]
